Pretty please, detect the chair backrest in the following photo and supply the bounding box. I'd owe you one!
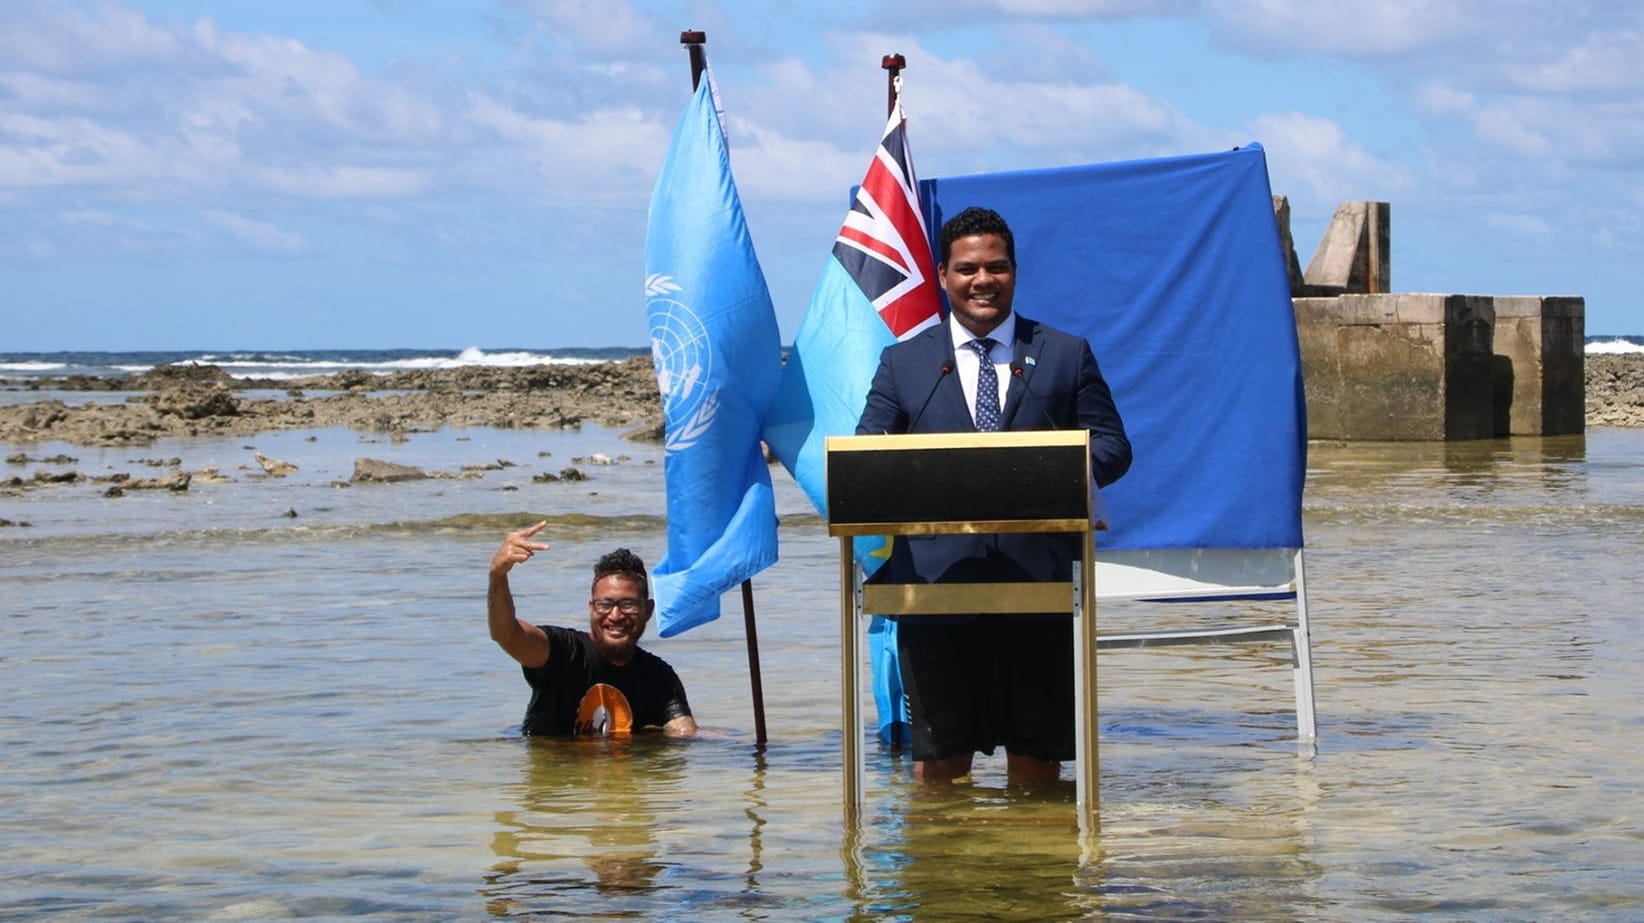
[1095,547,1298,602]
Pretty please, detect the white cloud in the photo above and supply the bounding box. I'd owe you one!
[1415,81,1475,116]
[1249,111,1411,210]
[506,0,662,57]
[1206,0,1477,56]
[1486,211,1553,238]
[872,46,1213,173]
[1514,26,1644,93]
[61,208,144,228]
[1,4,451,202]
[0,112,164,187]
[1589,206,1641,252]
[722,118,865,203]
[1472,103,1555,159]
[0,2,183,74]
[464,92,670,203]
[252,165,429,199]
[873,0,1194,22]
[0,73,107,110]
[202,209,307,253]
[188,17,445,141]
[1465,95,1644,166]
[1204,4,1644,173]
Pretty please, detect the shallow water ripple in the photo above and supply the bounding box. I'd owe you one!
[4,426,1644,919]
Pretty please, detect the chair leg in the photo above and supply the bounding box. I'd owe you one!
[1291,625,1317,743]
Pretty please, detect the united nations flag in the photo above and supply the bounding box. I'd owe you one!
[642,71,782,637]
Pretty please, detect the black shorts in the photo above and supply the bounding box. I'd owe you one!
[896,615,1076,764]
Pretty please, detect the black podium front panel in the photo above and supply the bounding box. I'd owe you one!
[825,431,1089,535]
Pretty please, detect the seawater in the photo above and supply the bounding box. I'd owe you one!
[0,346,650,382]
[0,336,1637,385]
[4,422,1644,920]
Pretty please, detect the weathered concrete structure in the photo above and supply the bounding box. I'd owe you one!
[1304,201,1390,296]
[1295,294,1496,441]
[1277,198,1584,440]
[1491,296,1586,436]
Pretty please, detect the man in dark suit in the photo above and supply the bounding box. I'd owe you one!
[856,206,1131,784]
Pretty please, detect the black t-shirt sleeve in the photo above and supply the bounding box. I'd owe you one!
[653,658,692,723]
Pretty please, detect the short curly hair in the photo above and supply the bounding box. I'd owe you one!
[938,206,1015,266]
[592,548,649,598]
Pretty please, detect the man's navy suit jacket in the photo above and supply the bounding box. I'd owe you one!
[855,314,1132,588]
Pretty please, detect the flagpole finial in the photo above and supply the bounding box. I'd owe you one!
[681,31,708,90]
[881,53,906,117]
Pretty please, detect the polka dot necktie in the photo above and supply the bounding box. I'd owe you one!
[969,337,1001,432]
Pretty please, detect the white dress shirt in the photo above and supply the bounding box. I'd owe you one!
[949,313,1016,423]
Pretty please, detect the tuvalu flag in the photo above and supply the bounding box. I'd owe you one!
[644,71,782,638]
[762,94,940,513]
[762,91,941,741]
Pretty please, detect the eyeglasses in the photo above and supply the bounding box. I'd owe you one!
[590,597,644,615]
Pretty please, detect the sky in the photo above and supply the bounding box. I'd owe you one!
[3,0,1641,351]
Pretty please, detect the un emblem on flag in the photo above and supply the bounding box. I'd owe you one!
[646,274,718,452]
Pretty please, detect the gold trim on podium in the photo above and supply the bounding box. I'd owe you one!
[863,582,1076,616]
[828,518,1089,537]
[827,430,1086,452]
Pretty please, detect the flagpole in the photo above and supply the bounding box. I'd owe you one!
[740,579,768,748]
[678,28,770,750]
[878,51,908,756]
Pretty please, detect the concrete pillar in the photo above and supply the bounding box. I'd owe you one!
[1303,202,1391,295]
[1295,293,1495,440]
[1491,295,1586,435]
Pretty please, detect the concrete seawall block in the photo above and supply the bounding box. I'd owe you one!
[1491,295,1585,435]
[1296,293,1495,440]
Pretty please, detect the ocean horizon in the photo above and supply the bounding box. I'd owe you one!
[3,336,1641,383]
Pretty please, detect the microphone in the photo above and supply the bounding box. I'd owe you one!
[906,362,954,433]
[1010,357,1060,430]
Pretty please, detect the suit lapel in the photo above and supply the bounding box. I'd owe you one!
[933,319,971,432]
[999,317,1044,429]
[914,322,968,432]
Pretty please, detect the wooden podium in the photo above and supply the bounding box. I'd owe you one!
[825,430,1100,832]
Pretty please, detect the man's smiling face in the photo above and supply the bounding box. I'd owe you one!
[587,574,650,665]
[940,233,1016,337]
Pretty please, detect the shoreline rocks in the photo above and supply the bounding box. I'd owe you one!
[2,353,1642,447]
[0,358,665,446]
[1583,354,1644,429]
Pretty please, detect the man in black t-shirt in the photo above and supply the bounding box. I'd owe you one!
[487,522,696,737]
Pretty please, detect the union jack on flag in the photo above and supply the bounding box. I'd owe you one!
[762,93,942,518]
[830,104,942,339]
